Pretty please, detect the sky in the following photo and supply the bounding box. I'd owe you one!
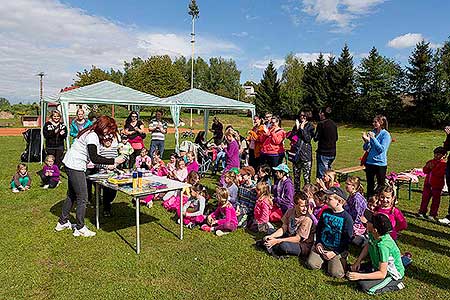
[1,0,449,103]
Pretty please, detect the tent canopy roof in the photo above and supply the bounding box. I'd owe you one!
[163,88,255,111]
[43,80,165,106]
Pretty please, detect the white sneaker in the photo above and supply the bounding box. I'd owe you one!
[215,230,229,237]
[12,188,19,193]
[43,185,49,189]
[55,221,72,231]
[73,226,96,237]
[146,201,153,208]
[427,216,437,222]
[438,217,450,225]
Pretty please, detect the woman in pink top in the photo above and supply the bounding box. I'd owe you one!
[259,115,286,168]
[375,186,407,240]
[202,187,238,236]
[250,181,274,234]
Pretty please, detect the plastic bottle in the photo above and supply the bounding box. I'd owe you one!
[132,171,138,190]
[137,171,143,189]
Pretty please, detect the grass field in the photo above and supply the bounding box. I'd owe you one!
[0,117,449,300]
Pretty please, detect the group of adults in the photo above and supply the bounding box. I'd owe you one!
[245,108,393,198]
[43,109,169,168]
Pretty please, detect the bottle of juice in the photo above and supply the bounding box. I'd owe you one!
[132,171,138,190]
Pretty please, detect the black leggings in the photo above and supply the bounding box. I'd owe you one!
[365,164,387,197]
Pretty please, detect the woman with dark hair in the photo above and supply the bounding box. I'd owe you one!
[194,131,208,149]
[259,115,286,168]
[362,115,391,196]
[290,110,315,191]
[43,110,67,167]
[123,111,146,168]
[55,116,125,237]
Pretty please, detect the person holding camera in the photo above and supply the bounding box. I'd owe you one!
[362,115,391,197]
[149,110,168,158]
[123,111,146,168]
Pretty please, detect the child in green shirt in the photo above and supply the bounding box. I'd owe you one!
[347,210,405,295]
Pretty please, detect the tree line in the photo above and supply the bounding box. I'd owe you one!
[256,40,450,128]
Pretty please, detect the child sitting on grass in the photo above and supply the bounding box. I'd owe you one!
[316,169,339,190]
[166,153,178,174]
[150,149,168,176]
[135,147,152,170]
[272,163,295,214]
[367,195,379,211]
[375,186,407,240]
[202,187,238,236]
[347,210,405,295]
[235,166,257,227]
[306,187,353,278]
[177,184,206,229]
[418,146,447,221]
[259,192,315,258]
[223,170,239,207]
[40,154,60,189]
[344,176,368,246]
[186,151,199,173]
[310,190,328,225]
[11,163,31,193]
[162,171,200,211]
[249,181,274,234]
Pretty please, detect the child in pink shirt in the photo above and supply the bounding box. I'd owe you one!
[202,187,238,236]
[250,181,274,234]
[168,158,188,182]
[150,149,168,176]
[375,186,407,240]
[186,151,199,173]
[135,147,152,170]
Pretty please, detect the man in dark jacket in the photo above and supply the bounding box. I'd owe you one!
[314,107,338,179]
[439,126,450,225]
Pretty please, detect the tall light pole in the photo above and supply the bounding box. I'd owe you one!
[36,72,45,163]
[188,0,199,127]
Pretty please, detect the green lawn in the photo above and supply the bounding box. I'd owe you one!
[0,120,449,300]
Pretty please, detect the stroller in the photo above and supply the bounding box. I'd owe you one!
[196,145,213,177]
[21,128,44,162]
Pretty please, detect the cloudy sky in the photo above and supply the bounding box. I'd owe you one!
[1,0,449,102]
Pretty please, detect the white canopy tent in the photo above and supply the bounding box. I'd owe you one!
[41,81,255,161]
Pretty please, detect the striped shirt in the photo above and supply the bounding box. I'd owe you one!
[149,118,168,141]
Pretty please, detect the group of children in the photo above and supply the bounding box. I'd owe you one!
[11,155,61,193]
[15,127,450,296]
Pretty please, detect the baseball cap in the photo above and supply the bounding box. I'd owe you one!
[272,163,290,174]
[323,186,348,201]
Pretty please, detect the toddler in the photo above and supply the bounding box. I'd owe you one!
[11,163,31,193]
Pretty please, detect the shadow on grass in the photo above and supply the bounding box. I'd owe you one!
[50,200,160,232]
[407,264,450,291]
[402,218,450,240]
[399,232,450,257]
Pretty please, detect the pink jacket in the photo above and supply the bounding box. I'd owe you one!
[210,204,238,227]
[260,127,286,155]
[375,206,407,240]
[187,161,199,173]
[254,197,273,224]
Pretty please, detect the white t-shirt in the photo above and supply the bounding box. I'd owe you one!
[63,131,101,171]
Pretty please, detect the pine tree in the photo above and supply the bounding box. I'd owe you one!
[255,61,281,114]
[280,53,305,117]
[332,44,355,122]
[429,39,450,126]
[407,40,433,126]
[302,53,329,112]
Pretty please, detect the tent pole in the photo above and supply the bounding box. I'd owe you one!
[203,109,209,140]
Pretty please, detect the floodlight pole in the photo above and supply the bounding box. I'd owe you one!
[37,72,45,164]
[188,0,199,128]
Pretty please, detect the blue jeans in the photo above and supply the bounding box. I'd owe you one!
[150,139,165,158]
[214,150,226,171]
[316,153,335,179]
